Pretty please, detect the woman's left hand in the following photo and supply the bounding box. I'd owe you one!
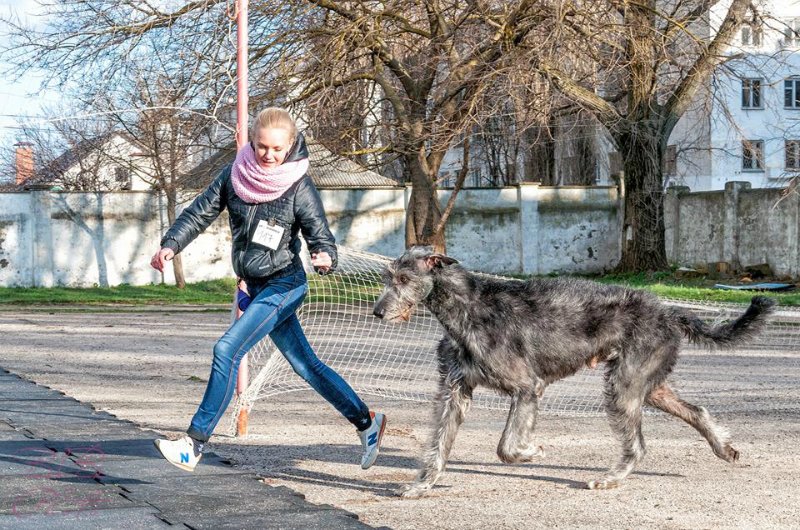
[311,251,332,274]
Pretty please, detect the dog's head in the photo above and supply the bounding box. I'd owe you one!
[372,246,459,323]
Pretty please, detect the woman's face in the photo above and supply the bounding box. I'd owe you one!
[254,126,293,168]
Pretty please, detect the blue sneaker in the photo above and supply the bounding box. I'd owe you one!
[357,411,386,469]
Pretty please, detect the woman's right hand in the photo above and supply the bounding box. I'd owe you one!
[150,248,175,272]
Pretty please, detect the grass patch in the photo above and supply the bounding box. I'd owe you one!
[588,270,800,306]
[0,278,237,306]
[0,271,796,308]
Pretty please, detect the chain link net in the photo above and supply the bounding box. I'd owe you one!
[230,247,800,435]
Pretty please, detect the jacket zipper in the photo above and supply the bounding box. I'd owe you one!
[238,204,257,273]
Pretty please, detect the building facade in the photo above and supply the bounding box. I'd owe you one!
[668,1,800,191]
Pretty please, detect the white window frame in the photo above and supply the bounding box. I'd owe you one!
[785,78,800,109]
[741,78,763,109]
[786,140,800,170]
[741,24,763,46]
[783,18,800,47]
[742,140,764,171]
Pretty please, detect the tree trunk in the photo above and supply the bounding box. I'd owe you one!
[616,123,669,272]
[404,153,446,252]
[165,188,186,288]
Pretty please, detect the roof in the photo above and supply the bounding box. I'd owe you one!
[26,131,145,187]
[181,138,401,190]
[0,181,21,192]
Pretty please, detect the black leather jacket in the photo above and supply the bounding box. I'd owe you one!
[160,133,337,281]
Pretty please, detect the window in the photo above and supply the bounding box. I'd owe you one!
[742,140,764,171]
[783,19,800,47]
[663,145,677,176]
[115,167,131,190]
[741,79,762,108]
[786,140,800,170]
[785,79,800,108]
[741,24,763,46]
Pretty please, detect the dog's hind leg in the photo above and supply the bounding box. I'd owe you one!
[646,382,739,463]
[400,364,473,498]
[497,390,545,463]
[588,364,648,490]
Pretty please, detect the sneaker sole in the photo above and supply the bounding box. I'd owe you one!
[153,440,197,472]
[362,415,387,470]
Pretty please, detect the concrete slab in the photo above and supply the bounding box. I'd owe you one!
[168,509,368,530]
[94,455,247,485]
[0,506,169,529]
[0,475,143,515]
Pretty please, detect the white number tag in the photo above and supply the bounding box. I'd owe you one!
[252,219,285,250]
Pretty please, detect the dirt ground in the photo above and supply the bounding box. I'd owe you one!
[1,309,798,529]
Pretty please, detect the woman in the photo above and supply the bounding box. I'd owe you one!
[150,107,386,471]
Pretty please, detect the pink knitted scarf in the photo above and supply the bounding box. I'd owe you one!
[231,144,309,203]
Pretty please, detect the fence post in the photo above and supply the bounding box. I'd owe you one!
[722,181,750,273]
[29,187,55,288]
[664,186,690,266]
[517,182,541,275]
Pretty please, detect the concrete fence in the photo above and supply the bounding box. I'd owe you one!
[0,184,621,287]
[665,182,800,278]
[1,181,795,288]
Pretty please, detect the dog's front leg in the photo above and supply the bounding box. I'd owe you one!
[401,365,472,498]
[497,390,545,463]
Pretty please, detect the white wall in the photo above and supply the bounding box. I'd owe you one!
[0,184,622,287]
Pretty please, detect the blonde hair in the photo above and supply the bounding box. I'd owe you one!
[251,107,297,144]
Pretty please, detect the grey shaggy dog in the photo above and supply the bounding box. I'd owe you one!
[373,246,776,497]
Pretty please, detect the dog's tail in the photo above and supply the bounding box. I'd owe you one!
[671,296,776,349]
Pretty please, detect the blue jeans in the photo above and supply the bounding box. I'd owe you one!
[187,267,370,442]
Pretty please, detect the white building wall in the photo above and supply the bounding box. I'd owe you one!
[707,50,800,189]
[670,0,800,191]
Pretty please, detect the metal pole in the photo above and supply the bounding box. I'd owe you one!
[235,0,250,437]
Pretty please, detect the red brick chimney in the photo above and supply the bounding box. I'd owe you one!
[14,141,34,185]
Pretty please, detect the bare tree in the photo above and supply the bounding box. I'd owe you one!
[96,66,229,289]
[3,1,551,253]
[529,0,755,270]
[281,2,553,251]
[2,1,759,268]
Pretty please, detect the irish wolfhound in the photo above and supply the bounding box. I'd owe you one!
[373,247,775,497]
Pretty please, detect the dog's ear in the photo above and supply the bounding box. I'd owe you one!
[424,253,459,270]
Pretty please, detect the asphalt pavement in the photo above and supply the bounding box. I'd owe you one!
[0,367,376,530]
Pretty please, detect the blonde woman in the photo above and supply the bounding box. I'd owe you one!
[150,108,386,471]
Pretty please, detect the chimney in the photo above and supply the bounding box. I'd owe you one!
[14,141,34,185]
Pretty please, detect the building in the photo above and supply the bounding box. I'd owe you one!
[10,132,153,191]
[668,1,800,191]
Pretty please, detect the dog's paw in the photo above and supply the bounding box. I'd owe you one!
[498,444,546,463]
[722,443,740,463]
[586,478,620,490]
[516,444,546,462]
[398,482,432,499]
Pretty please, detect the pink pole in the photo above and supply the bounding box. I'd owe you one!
[235,0,249,150]
[235,0,250,437]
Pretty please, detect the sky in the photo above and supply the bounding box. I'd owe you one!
[0,0,61,145]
